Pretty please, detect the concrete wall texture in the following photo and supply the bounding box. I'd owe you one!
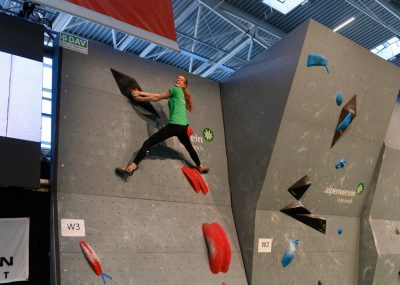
[55,41,247,284]
[220,19,400,285]
[359,101,400,285]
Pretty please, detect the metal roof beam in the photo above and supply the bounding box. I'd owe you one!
[247,40,253,61]
[117,35,134,51]
[111,29,117,48]
[375,0,400,21]
[192,31,249,75]
[344,0,400,37]
[175,1,200,27]
[64,19,85,30]
[180,49,235,73]
[200,37,252,77]
[198,0,285,48]
[139,43,157,57]
[189,6,202,73]
[177,31,247,64]
[198,0,269,49]
[52,12,73,32]
[202,0,285,38]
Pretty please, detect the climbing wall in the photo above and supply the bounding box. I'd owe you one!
[359,100,400,285]
[55,40,247,284]
[221,19,400,285]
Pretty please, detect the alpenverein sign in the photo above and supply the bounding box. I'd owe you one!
[60,32,89,54]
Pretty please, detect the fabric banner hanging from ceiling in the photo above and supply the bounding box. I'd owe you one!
[35,0,179,50]
[0,218,29,284]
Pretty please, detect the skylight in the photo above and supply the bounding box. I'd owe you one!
[262,0,308,15]
[261,0,308,15]
[371,37,400,61]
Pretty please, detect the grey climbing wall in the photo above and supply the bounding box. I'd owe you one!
[221,19,400,284]
[359,100,400,285]
[219,19,308,280]
[55,40,247,284]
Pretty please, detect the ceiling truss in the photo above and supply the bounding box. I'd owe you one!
[1,0,400,81]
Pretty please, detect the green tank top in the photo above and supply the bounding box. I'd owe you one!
[168,87,189,125]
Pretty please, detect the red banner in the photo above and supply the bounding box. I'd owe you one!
[66,0,177,42]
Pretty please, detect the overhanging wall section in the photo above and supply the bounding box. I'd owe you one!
[55,41,247,284]
[221,19,400,284]
[220,21,309,281]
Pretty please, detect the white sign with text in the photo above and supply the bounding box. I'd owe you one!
[258,238,273,253]
[0,218,29,283]
[61,219,85,237]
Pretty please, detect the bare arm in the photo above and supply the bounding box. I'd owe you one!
[131,90,170,102]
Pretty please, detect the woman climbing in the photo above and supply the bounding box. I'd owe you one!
[115,75,209,179]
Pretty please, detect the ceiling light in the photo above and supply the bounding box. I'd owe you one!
[333,17,355,32]
[261,0,308,15]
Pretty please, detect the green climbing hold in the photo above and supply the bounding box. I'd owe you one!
[357,183,365,194]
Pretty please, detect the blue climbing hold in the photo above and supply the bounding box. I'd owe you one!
[306,54,329,73]
[281,239,300,267]
[335,158,347,169]
[335,112,352,132]
[338,227,343,235]
[336,93,343,106]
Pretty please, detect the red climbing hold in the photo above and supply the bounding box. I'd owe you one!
[191,167,209,194]
[202,223,231,274]
[182,165,209,194]
[182,165,201,193]
[79,240,103,276]
[187,125,194,137]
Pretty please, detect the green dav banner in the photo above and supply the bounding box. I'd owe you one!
[60,32,88,54]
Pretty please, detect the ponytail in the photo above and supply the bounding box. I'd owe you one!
[181,75,193,112]
[183,86,192,112]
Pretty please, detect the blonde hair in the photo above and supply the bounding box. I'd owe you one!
[181,75,192,112]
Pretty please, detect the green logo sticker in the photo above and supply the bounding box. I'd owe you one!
[202,128,214,142]
[59,32,89,54]
[356,182,365,194]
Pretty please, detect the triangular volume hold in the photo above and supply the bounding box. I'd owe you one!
[280,200,311,215]
[287,213,327,234]
[110,68,160,118]
[331,95,357,147]
[288,175,311,200]
[110,68,142,96]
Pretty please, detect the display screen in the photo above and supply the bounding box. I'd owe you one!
[0,13,44,189]
[0,51,43,142]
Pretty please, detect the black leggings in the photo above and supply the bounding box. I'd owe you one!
[133,124,201,166]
